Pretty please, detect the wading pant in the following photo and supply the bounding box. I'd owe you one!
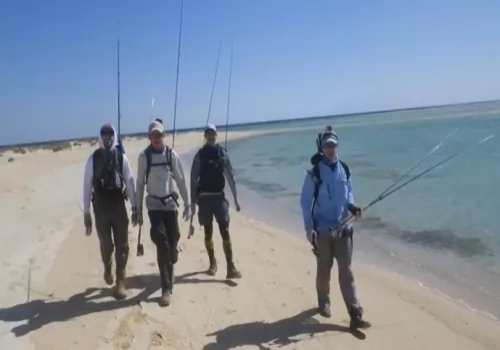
[148,210,180,293]
[316,231,361,313]
[93,197,130,283]
[197,195,234,265]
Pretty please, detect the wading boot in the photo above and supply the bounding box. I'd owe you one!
[223,239,242,279]
[158,289,172,307]
[114,266,127,300]
[205,239,218,276]
[318,303,332,318]
[103,262,114,286]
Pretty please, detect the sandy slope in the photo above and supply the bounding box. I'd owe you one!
[0,131,499,350]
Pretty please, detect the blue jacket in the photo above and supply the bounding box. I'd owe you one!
[300,157,354,234]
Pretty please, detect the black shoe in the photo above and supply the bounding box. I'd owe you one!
[318,304,331,318]
[349,307,371,329]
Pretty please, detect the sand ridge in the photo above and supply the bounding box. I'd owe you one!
[0,131,499,350]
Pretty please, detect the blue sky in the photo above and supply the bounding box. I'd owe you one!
[1,0,499,145]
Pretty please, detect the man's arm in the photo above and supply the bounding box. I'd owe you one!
[222,150,238,203]
[83,155,93,214]
[135,152,147,213]
[300,171,315,231]
[190,151,200,205]
[121,154,137,209]
[171,150,190,208]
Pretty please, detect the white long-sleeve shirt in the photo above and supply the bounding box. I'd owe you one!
[135,147,190,212]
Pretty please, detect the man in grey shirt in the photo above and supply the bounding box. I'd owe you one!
[190,124,242,279]
[136,121,191,307]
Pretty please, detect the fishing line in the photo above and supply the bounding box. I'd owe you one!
[205,39,223,127]
[341,133,495,228]
[377,127,460,200]
[224,37,234,150]
[171,0,184,149]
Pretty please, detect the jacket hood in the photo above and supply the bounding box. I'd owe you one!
[98,124,118,150]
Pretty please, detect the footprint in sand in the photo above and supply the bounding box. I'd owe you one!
[149,331,163,347]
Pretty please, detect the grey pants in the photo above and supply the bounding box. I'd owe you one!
[316,232,360,311]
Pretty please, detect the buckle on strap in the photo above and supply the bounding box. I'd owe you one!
[151,192,179,207]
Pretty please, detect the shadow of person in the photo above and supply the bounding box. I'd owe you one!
[0,270,241,338]
[0,275,159,337]
[203,308,366,350]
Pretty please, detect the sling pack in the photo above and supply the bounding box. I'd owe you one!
[92,148,125,199]
[144,145,179,207]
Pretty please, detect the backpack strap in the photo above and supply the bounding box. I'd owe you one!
[339,160,350,181]
[309,164,322,232]
[145,145,173,185]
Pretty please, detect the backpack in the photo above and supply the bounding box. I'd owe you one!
[92,148,124,195]
[144,145,173,185]
[197,144,226,194]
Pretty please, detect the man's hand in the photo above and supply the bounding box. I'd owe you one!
[306,229,317,244]
[348,204,363,218]
[234,198,241,212]
[131,207,139,226]
[84,213,92,236]
[190,203,197,217]
[137,211,143,226]
[182,205,191,221]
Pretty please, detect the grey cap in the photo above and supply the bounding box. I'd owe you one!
[148,121,164,134]
[205,123,217,133]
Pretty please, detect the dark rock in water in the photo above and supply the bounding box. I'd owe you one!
[8,157,14,162]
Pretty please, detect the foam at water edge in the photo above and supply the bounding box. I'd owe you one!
[414,279,498,321]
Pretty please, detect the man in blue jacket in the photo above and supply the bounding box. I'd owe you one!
[300,129,370,329]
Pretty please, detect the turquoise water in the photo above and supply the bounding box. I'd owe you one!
[225,101,500,319]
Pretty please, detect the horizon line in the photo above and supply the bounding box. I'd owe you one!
[1,97,499,149]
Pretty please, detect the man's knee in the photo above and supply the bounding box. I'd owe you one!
[216,220,230,240]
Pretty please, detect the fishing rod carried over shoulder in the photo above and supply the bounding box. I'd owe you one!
[224,37,234,150]
[171,0,184,149]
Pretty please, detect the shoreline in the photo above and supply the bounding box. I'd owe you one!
[203,133,500,323]
[0,131,499,349]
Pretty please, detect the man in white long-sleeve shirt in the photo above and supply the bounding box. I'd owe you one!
[136,121,191,307]
[83,124,138,300]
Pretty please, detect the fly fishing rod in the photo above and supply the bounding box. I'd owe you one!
[340,133,495,229]
[171,0,184,149]
[150,96,155,124]
[224,37,234,150]
[375,127,460,201]
[117,27,122,143]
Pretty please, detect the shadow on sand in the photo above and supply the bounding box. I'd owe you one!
[0,271,237,337]
[203,308,366,350]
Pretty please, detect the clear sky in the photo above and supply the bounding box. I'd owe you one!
[1,0,499,145]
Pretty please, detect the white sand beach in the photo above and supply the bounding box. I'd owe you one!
[0,131,499,350]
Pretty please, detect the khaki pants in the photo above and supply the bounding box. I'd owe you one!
[316,231,360,311]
